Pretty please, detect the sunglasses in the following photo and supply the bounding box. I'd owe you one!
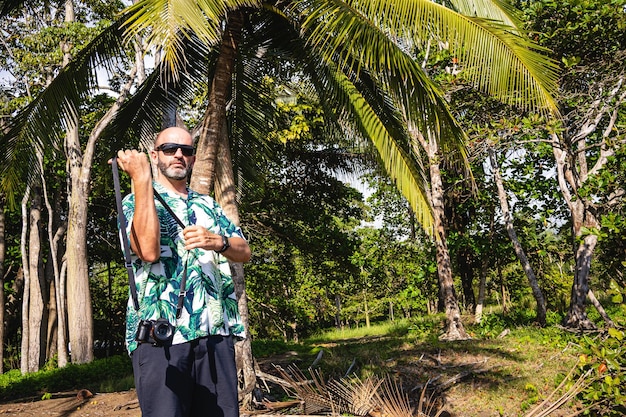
[154,143,195,156]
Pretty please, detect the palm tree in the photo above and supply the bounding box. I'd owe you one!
[0,0,559,391]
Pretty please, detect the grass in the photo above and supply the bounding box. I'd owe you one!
[0,355,135,402]
[0,315,585,415]
[253,316,582,416]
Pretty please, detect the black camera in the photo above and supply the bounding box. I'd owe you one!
[135,318,175,346]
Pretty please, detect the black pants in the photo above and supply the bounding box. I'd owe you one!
[132,335,239,417]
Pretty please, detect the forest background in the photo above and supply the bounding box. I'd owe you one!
[0,0,625,415]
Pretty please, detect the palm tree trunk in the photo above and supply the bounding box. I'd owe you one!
[488,148,546,326]
[189,11,242,194]
[429,155,469,340]
[187,11,258,405]
[215,119,258,406]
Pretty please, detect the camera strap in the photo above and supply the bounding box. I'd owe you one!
[152,191,188,319]
[111,156,189,318]
[112,156,140,311]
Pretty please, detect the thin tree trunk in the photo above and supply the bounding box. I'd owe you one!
[20,185,31,374]
[334,294,342,329]
[363,289,370,328]
[587,289,614,328]
[28,188,47,372]
[475,202,494,324]
[489,148,546,326]
[0,196,5,373]
[38,150,67,366]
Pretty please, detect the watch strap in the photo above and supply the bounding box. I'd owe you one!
[216,235,230,253]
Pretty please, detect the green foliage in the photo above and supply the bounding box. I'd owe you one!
[575,329,626,415]
[572,282,626,415]
[0,355,133,402]
[471,308,567,340]
[251,339,303,358]
[241,83,366,340]
[523,0,626,65]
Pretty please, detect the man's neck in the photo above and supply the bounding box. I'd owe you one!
[156,177,188,198]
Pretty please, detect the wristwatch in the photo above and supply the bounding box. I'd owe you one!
[216,235,230,253]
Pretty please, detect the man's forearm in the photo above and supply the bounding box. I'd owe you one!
[130,179,161,262]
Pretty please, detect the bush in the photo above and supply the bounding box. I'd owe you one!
[573,280,626,415]
[575,329,625,416]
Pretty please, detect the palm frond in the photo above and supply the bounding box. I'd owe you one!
[105,34,216,147]
[243,6,439,231]
[322,64,435,232]
[0,17,130,205]
[293,0,557,116]
[447,0,521,28]
[292,0,467,155]
[121,0,262,81]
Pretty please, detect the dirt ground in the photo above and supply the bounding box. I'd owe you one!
[0,390,141,416]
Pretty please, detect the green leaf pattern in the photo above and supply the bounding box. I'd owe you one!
[120,182,245,353]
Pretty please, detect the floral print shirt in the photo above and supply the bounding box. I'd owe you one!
[121,182,246,354]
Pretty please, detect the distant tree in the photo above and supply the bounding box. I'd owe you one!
[524,0,626,330]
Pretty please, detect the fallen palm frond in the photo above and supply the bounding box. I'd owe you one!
[273,365,447,417]
[524,362,594,417]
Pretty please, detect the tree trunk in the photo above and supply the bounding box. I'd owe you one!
[20,185,31,374]
[215,119,257,406]
[28,188,47,372]
[334,294,342,329]
[489,148,546,326]
[0,196,5,373]
[425,134,469,341]
[551,133,599,330]
[189,11,242,194]
[458,246,475,311]
[550,78,624,330]
[363,289,370,328]
[475,201,494,324]
[38,151,68,366]
[66,139,94,364]
[187,11,259,405]
[562,233,599,330]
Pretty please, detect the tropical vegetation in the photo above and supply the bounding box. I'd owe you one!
[0,0,624,415]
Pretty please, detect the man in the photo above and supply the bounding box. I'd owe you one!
[114,126,251,417]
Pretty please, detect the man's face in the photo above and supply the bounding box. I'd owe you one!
[152,131,195,181]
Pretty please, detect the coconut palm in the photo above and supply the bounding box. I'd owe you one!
[0,0,559,387]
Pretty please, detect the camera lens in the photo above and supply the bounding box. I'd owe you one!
[153,319,174,343]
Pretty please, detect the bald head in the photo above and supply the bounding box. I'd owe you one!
[155,127,193,148]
